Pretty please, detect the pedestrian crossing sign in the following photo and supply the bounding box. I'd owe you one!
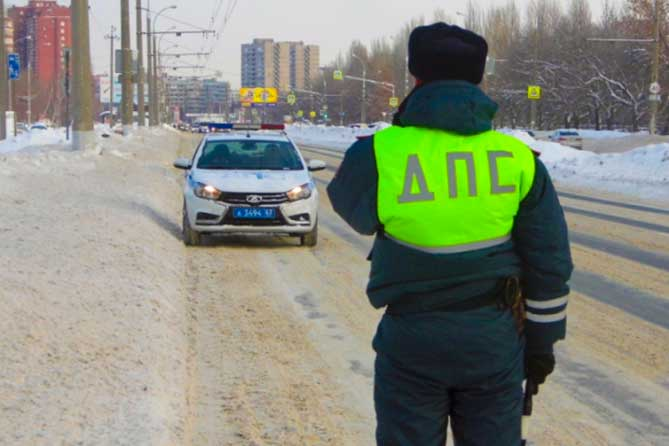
[333,70,344,81]
[389,97,399,107]
[528,86,542,100]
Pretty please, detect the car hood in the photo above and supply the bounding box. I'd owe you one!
[192,169,311,193]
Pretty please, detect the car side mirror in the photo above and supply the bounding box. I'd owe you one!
[173,158,192,170]
[307,159,327,172]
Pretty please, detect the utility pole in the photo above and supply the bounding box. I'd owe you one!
[0,0,7,140]
[352,54,367,123]
[121,0,134,135]
[146,2,154,126]
[64,48,71,140]
[649,0,661,135]
[27,59,31,125]
[136,0,145,127]
[530,14,540,130]
[104,26,119,125]
[71,0,95,150]
[153,34,158,124]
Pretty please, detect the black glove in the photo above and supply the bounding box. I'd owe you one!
[525,352,555,393]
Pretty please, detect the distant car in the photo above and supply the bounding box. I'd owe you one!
[173,124,326,247]
[30,123,48,131]
[198,125,210,134]
[16,122,29,134]
[549,130,583,150]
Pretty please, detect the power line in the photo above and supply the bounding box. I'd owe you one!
[203,0,239,70]
[209,0,226,29]
[154,10,210,32]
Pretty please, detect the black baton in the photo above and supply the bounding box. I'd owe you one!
[521,379,537,446]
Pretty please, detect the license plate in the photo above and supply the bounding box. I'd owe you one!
[232,207,277,219]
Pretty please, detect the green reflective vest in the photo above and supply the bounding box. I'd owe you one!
[374,126,536,254]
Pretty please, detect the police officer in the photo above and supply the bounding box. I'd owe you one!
[327,23,573,446]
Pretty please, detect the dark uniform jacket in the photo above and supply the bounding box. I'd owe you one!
[327,80,573,353]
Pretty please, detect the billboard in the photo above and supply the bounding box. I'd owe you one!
[240,87,278,107]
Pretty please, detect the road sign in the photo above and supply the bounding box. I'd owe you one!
[649,82,661,95]
[333,70,344,81]
[8,54,20,80]
[527,85,542,100]
[287,93,297,105]
[296,110,304,118]
[309,111,317,118]
[389,97,399,107]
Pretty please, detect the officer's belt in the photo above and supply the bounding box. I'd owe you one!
[386,279,506,315]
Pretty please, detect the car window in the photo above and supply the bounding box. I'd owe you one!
[197,140,304,171]
[560,131,579,136]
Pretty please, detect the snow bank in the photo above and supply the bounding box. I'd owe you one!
[0,127,67,154]
[0,127,192,444]
[539,142,668,200]
[287,123,390,151]
[501,130,669,202]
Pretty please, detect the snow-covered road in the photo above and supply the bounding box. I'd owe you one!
[1,130,667,445]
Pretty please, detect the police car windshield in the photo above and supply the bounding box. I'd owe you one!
[197,140,304,171]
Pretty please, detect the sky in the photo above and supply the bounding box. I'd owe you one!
[9,0,607,88]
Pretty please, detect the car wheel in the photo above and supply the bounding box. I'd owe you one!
[300,221,318,247]
[182,208,202,246]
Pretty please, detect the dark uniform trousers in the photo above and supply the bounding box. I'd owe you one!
[373,305,524,446]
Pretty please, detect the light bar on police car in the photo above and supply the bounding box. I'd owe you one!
[200,123,285,131]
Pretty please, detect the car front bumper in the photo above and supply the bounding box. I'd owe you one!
[184,189,318,234]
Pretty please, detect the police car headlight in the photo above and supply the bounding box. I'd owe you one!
[194,183,222,200]
[287,183,313,201]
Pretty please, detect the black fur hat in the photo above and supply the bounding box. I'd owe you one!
[408,22,488,85]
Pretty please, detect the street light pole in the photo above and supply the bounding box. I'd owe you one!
[136,0,145,127]
[104,26,118,125]
[352,54,367,123]
[146,1,154,126]
[120,0,133,135]
[0,0,7,140]
[27,59,31,125]
[649,0,660,135]
[150,6,177,126]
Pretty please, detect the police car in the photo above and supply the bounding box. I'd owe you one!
[173,124,326,247]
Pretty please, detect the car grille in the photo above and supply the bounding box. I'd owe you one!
[219,192,288,206]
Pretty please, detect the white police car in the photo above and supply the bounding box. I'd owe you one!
[173,124,326,247]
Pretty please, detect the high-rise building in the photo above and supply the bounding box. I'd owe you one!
[166,76,231,117]
[241,39,320,92]
[10,1,72,86]
[8,0,72,122]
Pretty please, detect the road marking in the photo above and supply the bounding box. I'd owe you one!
[559,191,669,216]
[563,206,669,234]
